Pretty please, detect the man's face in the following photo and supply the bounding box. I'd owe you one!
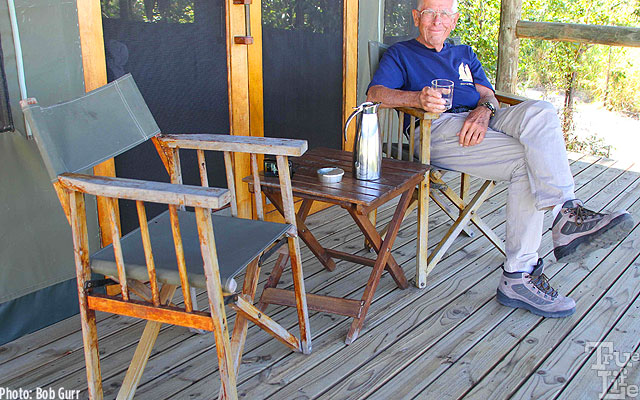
[412,0,459,51]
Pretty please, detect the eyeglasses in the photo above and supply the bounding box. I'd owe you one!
[417,8,457,23]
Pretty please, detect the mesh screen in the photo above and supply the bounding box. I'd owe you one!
[384,0,418,45]
[102,0,229,233]
[0,32,14,133]
[262,0,343,150]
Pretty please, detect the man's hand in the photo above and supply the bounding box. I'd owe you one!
[417,87,447,113]
[457,106,491,146]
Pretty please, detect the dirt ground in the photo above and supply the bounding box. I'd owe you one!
[523,89,640,164]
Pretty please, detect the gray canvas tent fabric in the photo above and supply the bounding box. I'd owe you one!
[21,74,160,182]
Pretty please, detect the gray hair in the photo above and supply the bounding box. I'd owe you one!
[416,0,458,12]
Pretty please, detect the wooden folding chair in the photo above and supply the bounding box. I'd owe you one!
[21,74,311,400]
[368,41,526,288]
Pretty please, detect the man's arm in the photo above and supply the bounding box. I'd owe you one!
[457,84,499,147]
[367,85,447,114]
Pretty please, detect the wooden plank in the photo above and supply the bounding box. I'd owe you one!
[194,207,237,399]
[58,173,230,209]
[135,201,160,306]
[516,20,640,48]
[261,288,362,318]
[87,295,214,331]
[411,169,640,400]
[230,156,620,399]
[69,191,103,400]
[76,0,118,249]
[0,155,585,389]
[9,155,604,397]
[158,134,307,157]
[102,162,553,397]
[230,296,300,352]
[106,197,129,300]
[342,0,359,150]
[286,165,639,400]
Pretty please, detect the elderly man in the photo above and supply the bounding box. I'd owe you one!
[367,0,634,318]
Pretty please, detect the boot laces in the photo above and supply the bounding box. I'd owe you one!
[527,273,558,298]
[567,204,600,226]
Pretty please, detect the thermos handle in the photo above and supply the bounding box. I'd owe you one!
[344,104,364,142]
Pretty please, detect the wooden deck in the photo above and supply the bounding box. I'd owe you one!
[2,152,640,399]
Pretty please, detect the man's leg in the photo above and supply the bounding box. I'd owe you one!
[427,113,542,272]
[427,113,575,317]
[489,100,633,262]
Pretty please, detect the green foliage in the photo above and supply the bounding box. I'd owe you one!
[451,0,501,81]
[101,0,195,24]
[261,0,341,33]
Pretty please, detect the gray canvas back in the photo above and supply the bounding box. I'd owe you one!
[22,74,160,182]
[368,41,390,80]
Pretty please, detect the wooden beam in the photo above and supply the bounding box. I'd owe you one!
[226,0,253,219]
[58,173,231,209]
[516,21,640,48]
[496,0,522,93]
[342,0,359,151]
[77,0,120,248]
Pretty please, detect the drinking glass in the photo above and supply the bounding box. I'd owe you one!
[431,79,454,111]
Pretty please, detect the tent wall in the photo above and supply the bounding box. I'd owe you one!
[0,0,100,345]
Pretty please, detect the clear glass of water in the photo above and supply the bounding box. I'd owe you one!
[431,79,454,111]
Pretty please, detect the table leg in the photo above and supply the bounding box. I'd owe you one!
[265,193,336,272]
[347,208,409,290]
[345,188,414,344]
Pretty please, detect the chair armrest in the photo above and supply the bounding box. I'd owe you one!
[495,91,528,106]
[395,107,440,120]
[157,134,308,157]
[58,173,230,209]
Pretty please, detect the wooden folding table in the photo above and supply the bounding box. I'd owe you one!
[254,147,429,344]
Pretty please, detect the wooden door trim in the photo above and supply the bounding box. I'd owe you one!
[342,0,359,151]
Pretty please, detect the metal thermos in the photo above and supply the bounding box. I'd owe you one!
[344,102,382,181]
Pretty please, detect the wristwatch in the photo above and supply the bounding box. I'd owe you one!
[479,101,496,117]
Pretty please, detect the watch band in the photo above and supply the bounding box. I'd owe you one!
[479,101,496,117]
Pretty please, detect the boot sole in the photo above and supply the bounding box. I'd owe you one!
[554,213,634,263]
[496,289,575,318]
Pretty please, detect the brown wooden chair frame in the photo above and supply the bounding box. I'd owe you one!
[23,90,312,400]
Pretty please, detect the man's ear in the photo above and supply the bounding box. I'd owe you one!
[452,13,460,29]
[412,9,420,27]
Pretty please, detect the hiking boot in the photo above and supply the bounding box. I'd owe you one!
[497,259,575,318]
[552,199,634,263]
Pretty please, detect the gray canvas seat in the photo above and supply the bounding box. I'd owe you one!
[92,211,291,292]
[21,73,312,399]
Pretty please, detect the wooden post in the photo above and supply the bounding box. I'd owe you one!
[496,0,522,93]
[77,0,121,247]
[226,0,252,219]
[343,0,359,150]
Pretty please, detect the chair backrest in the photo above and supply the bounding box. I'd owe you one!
[21,74,159,182]
[368,41,390,80]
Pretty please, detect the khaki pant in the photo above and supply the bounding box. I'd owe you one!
[424,100,576,272]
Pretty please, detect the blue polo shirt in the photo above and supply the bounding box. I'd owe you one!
[368,39,494,110]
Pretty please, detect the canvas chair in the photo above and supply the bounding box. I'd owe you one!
[21,74,311,400]
[368,41,526,288]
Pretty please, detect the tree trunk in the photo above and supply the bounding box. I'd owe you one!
[562,70,577,137]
